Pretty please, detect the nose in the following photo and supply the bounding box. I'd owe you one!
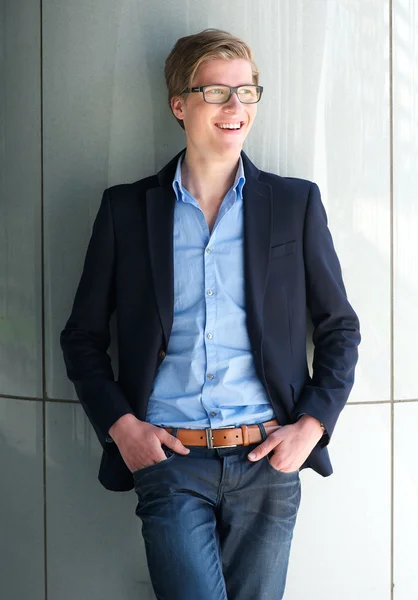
[223,91,242,110]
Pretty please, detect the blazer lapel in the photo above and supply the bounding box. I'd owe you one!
[146,148,273,352]
[145,150,183,348]
[241,151,273,352]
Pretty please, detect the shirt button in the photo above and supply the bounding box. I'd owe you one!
[207,373,215,380]
[210,411,217,417]
[206,333,213,339]
[206,247,212,254]
[207,289,213,296]
[158,348,166,359]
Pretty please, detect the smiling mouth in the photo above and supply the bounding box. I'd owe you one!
[214,121,245,130]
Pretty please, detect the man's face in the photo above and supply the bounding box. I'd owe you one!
[171,58,258,156]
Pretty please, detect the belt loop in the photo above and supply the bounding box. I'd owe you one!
[257,422,268,442]
[170,427,179,438]
[241,425,249,446]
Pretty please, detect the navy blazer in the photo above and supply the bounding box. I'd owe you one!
[60,148,361,491]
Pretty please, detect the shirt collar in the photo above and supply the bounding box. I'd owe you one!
[172,150,246,203]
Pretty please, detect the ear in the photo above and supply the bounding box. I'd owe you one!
[170,95,186,122]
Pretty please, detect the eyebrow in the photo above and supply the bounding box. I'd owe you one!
[194,82,256,87]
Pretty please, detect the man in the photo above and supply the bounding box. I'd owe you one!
[61,28,360,600]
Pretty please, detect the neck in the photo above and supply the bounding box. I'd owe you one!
[181,145,241,208]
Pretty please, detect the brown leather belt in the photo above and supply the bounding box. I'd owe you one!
[163,419,281,448]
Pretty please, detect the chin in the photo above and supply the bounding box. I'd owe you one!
[215,145,244,158]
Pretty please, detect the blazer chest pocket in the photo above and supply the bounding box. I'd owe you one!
[270,240,296,260]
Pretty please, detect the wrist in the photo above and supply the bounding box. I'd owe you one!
[108,413,138,443]
[296,414,324,435]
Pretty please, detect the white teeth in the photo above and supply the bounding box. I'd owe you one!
[216,123,242,129]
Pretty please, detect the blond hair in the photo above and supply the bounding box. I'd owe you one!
[164,28,259,130]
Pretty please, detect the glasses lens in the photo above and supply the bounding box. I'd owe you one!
[203,85,230,103]
[203,85,261,103]
[237,85,261,103]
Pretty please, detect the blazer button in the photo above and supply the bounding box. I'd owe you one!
[158,348,166,360]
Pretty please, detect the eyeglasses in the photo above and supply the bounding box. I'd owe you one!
[182,84,263,104]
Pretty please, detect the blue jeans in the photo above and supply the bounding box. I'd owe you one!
[133,434,301,600]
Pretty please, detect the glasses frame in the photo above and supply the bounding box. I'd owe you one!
[182,84,264,104]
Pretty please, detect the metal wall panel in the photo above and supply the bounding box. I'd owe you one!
[0,0,42,397]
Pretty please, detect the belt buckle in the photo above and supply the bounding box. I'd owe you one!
[205,425,238,449]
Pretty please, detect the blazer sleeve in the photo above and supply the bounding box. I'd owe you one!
[60,188,135,449]
[291,182,361,447]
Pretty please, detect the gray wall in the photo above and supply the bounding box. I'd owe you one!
[1,1,417,599]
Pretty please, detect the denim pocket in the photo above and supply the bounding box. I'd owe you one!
[131,446,176,477]
[264,454,299,477]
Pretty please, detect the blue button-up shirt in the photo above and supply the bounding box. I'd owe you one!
[145,151,275,429]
